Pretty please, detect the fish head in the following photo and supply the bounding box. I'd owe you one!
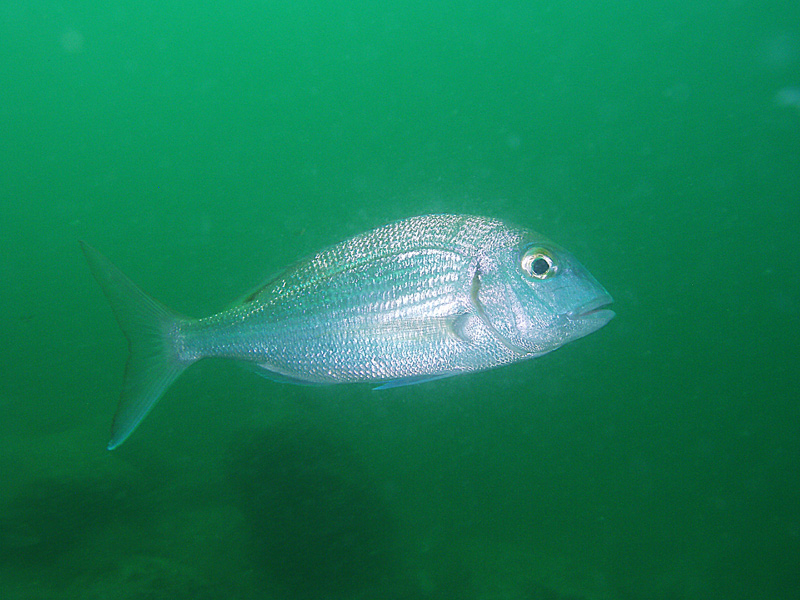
[473,231,614,356]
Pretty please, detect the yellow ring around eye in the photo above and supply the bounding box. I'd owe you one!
[521,248,557,279]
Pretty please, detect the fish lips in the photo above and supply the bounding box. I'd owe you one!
[567,294,615,327]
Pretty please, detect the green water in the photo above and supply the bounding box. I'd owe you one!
[2,1,799,598]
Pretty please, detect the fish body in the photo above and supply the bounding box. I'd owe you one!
[83,214,614,449]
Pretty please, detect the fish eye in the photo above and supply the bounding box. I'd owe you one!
[521,247,558,280]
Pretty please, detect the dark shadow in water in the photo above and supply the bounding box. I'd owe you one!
[227,425,414,599]
[523,580,589,600]
[0,474,232,599]
[0,476,143,567]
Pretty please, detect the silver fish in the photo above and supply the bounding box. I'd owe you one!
[82,214,614,449]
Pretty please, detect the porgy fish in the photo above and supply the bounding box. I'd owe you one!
[82,214,614,449]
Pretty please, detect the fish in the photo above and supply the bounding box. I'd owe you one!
[82,214,614,449]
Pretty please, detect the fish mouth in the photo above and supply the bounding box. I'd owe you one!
[568,295,615,322]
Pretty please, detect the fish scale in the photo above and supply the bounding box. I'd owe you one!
[82,214,614,448]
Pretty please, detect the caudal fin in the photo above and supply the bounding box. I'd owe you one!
[81,242,194,449]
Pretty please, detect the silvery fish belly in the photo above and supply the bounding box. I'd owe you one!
[82,214,614,449]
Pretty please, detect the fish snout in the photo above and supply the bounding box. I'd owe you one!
[567,294,615,324]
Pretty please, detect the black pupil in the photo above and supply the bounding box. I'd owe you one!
[532,257,550,276]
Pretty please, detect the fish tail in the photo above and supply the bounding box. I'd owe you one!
[81,242,195,450]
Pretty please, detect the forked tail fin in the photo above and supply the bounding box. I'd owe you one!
[81,242,195,449]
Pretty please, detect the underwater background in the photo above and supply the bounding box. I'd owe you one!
[1,0,799,598]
